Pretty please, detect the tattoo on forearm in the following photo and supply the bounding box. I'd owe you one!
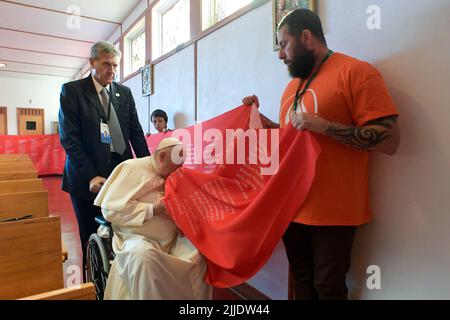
[325,116,397,151]
[325,126,391,150]
[366,116,398,129]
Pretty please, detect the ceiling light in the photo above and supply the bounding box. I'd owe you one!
[0,63,6,68]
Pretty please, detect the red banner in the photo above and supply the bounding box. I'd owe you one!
[145,131,173,155]
[158,106,321,287]
[0,134,65,176]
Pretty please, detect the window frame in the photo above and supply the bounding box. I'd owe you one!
[122,17,146,78]
[129,29,146,74]
[113,41,122,82]
[152,0,191,60]
[115,0,268,83]
[201,0,255,31]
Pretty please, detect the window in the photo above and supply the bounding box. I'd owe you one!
[202,0,253,30]
[130,31,145,73]
[124,18,146,77]
[26,121,36,130]
[152,0,190,59]
[82,68,91,79]
[114,42,121,81]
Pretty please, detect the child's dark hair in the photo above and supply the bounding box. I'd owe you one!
[151,109,168,123]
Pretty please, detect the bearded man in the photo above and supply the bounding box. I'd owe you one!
[242,9,400,300]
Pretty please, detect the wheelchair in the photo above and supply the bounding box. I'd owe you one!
[86,216,115,300]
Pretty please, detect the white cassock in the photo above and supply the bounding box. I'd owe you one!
[93,156,212,300]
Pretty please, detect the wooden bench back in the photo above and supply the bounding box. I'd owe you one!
[0,154,31,161]
[0,171,38,180]
[0,162,35,171]
[0,217,64,299]
[0,190,48,221]
[0,155,36,181]
[0,179,43,193]
[18,283,96,300]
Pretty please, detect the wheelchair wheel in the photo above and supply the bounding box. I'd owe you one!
[86,233,110,300]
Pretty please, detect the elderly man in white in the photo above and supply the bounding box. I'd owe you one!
[94,137,212,300]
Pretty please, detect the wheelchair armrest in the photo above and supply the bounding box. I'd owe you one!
[95,216,111,227]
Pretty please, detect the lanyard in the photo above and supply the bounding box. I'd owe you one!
[293,49,334,113]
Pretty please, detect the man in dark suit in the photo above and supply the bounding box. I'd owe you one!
[59,41,150,274]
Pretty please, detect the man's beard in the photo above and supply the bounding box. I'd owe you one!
[287,44,316,79]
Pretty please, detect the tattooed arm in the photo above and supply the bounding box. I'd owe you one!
[291,113,400,155]
[325,116,400,154]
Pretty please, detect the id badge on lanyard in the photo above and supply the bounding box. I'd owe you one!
[100,122,112,144]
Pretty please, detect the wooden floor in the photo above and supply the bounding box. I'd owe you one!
[41,176,242,299]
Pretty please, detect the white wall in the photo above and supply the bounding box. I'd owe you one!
[149,45,196,134]
[123,74,150,134]
[0,74,70,135]
[122,0,148,33]
[197,3,289,123]
[318,0,450,299]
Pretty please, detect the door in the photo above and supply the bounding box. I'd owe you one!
[0,107,7,135]
[17,107,45,135]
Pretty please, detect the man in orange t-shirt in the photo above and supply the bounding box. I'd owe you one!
[243,9,400,300]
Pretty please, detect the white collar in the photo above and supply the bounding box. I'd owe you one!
[91,74,110,94]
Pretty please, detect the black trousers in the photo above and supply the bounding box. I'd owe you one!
[282,223,357,300]
[70,194,102,276]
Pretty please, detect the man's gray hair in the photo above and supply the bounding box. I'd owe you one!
[90,41,121,59]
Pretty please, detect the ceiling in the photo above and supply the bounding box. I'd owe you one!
[0,0,142,80]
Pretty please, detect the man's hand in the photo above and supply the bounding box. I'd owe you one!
[243,94,280,129]
[291,112,330,134]
[242,95,259,108]
[153,199,167,216]
[89,176,106,194]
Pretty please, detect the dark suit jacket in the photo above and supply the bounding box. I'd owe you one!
[59,76,150,201]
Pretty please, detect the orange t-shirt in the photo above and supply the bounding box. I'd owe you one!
[280,53,399,226]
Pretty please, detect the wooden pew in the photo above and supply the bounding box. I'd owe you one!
[18,283,96,300]
[0,156,35,171]
[0,170,37,180]
[0,179,68,263]
[0,159,36,172]
[0,154,31,161]
[0,156,34,162]
[0,155,33,162]
[0,217,64,300]
[0,179,43,193]
[0,158,68,263]
[0,154,36,180]
[0,190,48,221]
[0,162,35,171]
[0,156,33,162]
